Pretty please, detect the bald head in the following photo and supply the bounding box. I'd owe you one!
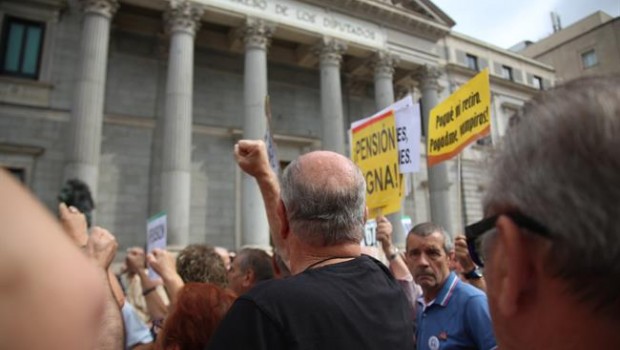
[296,151,361,192]
[280,150,366,247]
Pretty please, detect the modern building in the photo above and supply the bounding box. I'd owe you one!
[0,0,554,251]
[519,11,620,83]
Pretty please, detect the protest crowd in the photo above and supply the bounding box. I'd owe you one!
[1,75,619,350]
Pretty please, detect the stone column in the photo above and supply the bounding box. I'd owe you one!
[239,18,274,248]
[65,0,119,195]
[414,65,454,234]
[372,51,398,110]
[372,51,407,245]
[315,38,347,154]
[160,0,203,247]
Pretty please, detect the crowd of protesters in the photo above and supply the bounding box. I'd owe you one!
[0,75,619,349]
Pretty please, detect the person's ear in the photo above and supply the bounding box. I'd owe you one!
[494,215,534,317]
[277,200,290,240]
[243,269,255,288]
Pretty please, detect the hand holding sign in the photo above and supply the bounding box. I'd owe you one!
[146,248,177,282]
[376,215,394,256]
[147,213,167,280]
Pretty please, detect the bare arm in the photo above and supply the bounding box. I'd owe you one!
[86,227,125,350]
[126,247,168,320]
[376,215,413,281]
[139,273,169,320]
[234,140,282,237]
[147,248,184,307]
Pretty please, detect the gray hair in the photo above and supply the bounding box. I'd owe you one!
[407,222,453,254]
[279,155,366,246]
[483,75,620,319]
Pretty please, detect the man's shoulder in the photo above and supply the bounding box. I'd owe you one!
[450,281,491,320]
[453,279,487,301]
[243,276,299,301]
[239,269,332,310]
[242,255,397,307]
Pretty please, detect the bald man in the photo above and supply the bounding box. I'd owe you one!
[207,140,414,350]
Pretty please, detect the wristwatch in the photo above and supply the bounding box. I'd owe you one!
[463,268,483,280]
[387,248,399,261]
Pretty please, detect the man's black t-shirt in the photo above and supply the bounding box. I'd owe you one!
[207,255,415,350]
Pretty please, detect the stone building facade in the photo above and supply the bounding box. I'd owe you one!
[0,0,554,251]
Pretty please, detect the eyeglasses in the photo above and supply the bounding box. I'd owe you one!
[465,212,552,267]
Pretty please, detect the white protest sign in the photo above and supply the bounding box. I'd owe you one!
[351,95,421,174]
[146,213,167,280]
[264,130,280,175]
[362,219,377,247]
[393,95,421,173]
[402,215,413,235]
[264,95,280,175]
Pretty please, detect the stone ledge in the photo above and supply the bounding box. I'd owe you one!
[0,76,53,108]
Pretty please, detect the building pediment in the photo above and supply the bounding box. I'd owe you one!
[393,0,455,27]
[304,0,455,40]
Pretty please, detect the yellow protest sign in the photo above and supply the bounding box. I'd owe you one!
[427,69,491,166]
[351,110,403,218]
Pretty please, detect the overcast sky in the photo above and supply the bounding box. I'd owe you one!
[431,0,620,48]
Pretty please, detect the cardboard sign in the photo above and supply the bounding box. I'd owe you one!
[352,95,422,174]
[146,212,167,280]
[393,95,421,173]
[351,110,403,217]
[427,69,491,166]
[362,219,377,247]
[362,216,413,247]
[264,95,280,175]
[402,215,412,235]
[264,130,280,175]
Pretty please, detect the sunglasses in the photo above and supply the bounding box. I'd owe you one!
[465,212,552,267]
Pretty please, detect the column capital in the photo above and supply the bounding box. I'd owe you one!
[238,18,275,51]
[371,51,399,80]
[395,84,416,100]
[79,0,119,18]
[164,0,205,36]
[413,65,442,91]
[314,37,347,67]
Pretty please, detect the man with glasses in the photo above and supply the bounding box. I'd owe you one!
[466,75,620,349]
[406,222,496,350]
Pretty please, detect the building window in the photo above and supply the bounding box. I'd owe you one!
[501,65,513,81]
[466,54,479,71]
[0,16,45,79]
[581,49,598,69]
[533,75,543,90]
